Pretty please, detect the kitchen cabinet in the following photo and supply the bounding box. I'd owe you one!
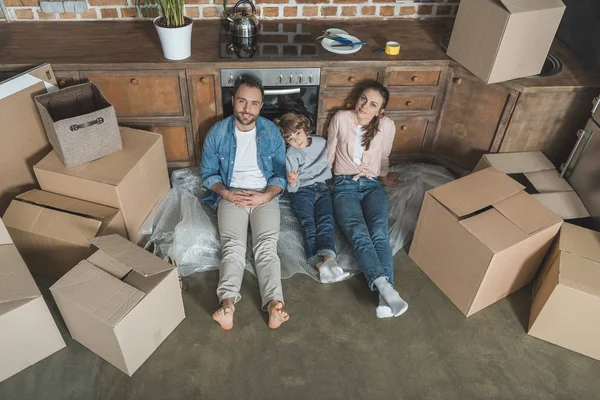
[187,69,222,161]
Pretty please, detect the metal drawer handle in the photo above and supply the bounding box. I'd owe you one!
[130,78,139,85]
[405,100,413,107]
[411,76,419,82]
[348,76,356,83]
[401,125,408,131]
[560,129,591,177]
[70,117,104,132]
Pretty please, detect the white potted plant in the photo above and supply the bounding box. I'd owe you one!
[137,0,193,60]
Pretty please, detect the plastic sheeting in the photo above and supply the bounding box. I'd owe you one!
[138,163,454,280]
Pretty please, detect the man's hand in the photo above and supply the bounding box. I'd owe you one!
[236,191,272,208]
[380,172,400,187]
[222,190,246,206]
[288,171,298,187]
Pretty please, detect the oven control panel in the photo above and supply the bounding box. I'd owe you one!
[221,68,321,87]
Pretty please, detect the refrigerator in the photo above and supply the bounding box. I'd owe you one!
[561,97,600,231]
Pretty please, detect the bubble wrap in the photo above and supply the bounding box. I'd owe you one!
[138,164,454,280]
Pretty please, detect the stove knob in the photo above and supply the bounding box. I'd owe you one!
[228,74,234,84]
[278,74,284,84]
[307,75,312,84]
[298,75,303,84]
[289,75,294,84]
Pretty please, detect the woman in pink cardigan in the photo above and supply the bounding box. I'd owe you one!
[327,81,409,319]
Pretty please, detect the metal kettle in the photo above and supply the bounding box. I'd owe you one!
[226,0,259,38]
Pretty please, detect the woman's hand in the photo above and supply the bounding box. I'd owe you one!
[380,172,399,187]
[288,171,299,187]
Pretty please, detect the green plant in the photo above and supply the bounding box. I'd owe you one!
[136,0,186,27]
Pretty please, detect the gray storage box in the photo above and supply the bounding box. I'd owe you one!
[34,82,122,168]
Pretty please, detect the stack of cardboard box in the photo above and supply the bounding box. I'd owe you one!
[0,66,185,380]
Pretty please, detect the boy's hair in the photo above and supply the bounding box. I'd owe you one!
[233,74,264,100]
[275,113,312,141]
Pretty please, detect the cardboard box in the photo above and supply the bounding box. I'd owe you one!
[34,127,170,244]
[50,234,185,376]
[0,64,57,215]
[2,189,126,279]
[447,0,566,83]
[0,218,66,383]
[528,223,600,360]
[409,167,563,317]
[473,152,590,220]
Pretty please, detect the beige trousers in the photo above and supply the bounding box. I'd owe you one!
[216,196,283,310]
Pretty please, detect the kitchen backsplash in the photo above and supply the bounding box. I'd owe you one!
[0,0,458,21]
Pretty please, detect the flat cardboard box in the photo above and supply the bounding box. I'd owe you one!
[50,234,185,376]
[474,152,590,220]
[528,223,600,361]
[447,0,566,83]
[2,189,126,279]
[409,167,563,317]
[0,64,57,215]
[0,218,66,383]
[34,127,170,244]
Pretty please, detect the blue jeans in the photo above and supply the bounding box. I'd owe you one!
[333,175,393,290]
[291,182,337,266]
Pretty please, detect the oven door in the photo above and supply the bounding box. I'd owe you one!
[222,86,320,132]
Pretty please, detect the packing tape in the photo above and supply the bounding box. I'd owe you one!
[0,73,58,101]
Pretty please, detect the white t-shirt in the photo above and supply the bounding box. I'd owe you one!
[229,126,268,189]
[353,125,365,165]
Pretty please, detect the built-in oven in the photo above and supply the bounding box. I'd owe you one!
[220,68,321,132]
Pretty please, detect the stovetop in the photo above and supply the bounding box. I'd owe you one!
[220,22,318,60]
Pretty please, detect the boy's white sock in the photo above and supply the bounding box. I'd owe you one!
[321,259,349,283]
[376,295,394,319]
[374,277,408,317]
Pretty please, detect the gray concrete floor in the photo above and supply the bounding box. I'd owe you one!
[2,250,600,400]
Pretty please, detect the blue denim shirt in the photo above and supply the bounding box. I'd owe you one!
[200,116,287,209]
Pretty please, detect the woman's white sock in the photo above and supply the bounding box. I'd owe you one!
[374,277,408,317]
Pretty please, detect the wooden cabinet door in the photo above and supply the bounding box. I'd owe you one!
[187,70,221,163]
[432,65,519,170]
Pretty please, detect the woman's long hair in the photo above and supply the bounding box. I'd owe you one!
[358,82,390,151]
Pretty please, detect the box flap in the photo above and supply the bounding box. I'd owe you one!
[34,127,161,187]
[460,208,528,253]
[494,191,562,234]
[16,189,120,221]
[429,168,524,217]
[532,192,590,220]
[499,0,565,14]
[89,234,174,277]
[524,170,573,193]
[51,260,145,327]
[3,200,102,247]
[0,245,41,305]
[559,252,600,298]
[0,217,11,245]
[477,152,555,174]
[558,223,600,263]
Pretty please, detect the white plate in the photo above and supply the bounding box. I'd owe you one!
[325,28,348,37]
[321,33,362,55]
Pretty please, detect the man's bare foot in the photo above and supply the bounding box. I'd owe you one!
[213,303,235,330]
[267,301,289,329]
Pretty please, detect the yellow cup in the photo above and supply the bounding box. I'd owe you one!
[385,41,400,56]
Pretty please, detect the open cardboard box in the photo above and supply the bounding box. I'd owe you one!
[473,152,590,220]
[0,217,66,383]
[528,223,600,361]
[50,234,185,376]
[409,167,563,317]
[447,0,566,83]
[34,127,170,244]
[2,189,126,279]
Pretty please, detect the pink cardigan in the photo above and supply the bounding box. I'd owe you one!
[326,110,396,179]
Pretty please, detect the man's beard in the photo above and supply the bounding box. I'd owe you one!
[233,109,259,126]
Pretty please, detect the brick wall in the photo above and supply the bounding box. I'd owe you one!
[0,0,458,21]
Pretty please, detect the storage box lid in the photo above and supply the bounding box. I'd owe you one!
[429,168,524,217]
[34,127,162,186]
[0,217,11,245]
[17,189,120,220]
[88,234,174,279]
[524,170,574,193]
[533,192,590,220]
[476,152,555,174]
[498,0,565,14]
[0,245,40,309]
[2,194,103,247]
[51,259,145,327]
[557,223,600,263]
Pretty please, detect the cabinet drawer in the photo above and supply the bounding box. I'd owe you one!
[321,95,355,112]
[120,123,193,163]
[82,72,185,117]
[323,70,379,87]
[391,119,427,153]
[387,95,434,111]
[387,70,441,86]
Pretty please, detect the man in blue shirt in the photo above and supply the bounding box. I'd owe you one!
[201,75,289,330]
